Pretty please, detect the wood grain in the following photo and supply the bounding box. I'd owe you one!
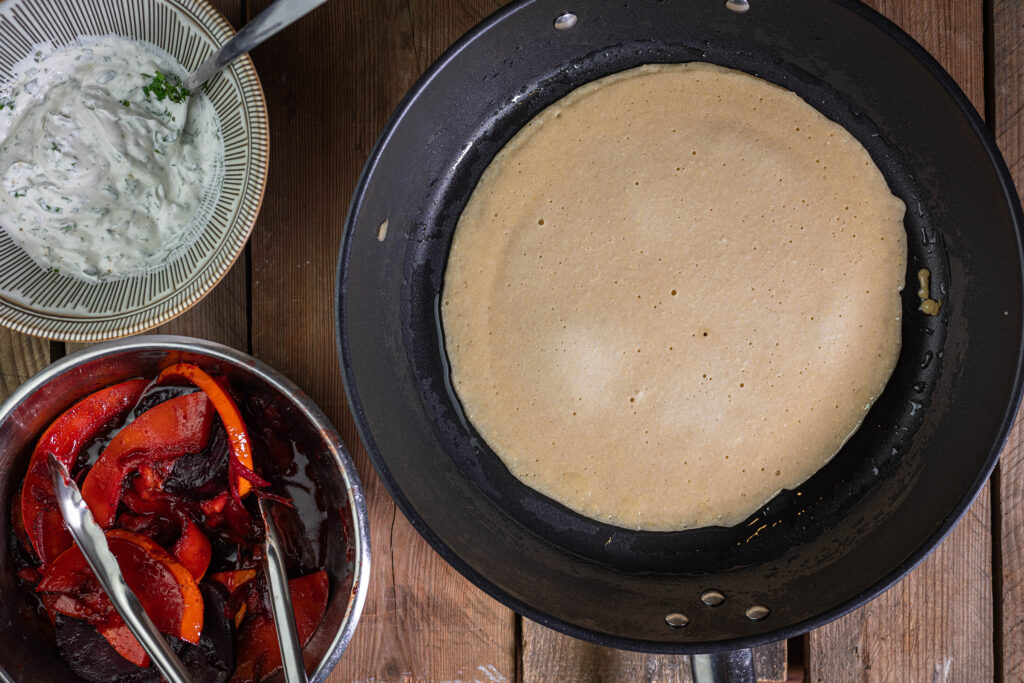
[246,2,515,681]
[149,256,248,351]
[522,625,786,683]
[994,0,1024,680]
[807,1,994,681]
[0,329,49,402]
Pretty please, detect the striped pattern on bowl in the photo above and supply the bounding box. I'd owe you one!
[0,0,268,341]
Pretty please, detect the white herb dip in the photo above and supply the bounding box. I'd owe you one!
[0,36,224,282]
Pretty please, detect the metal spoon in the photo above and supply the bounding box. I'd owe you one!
[48,454,192,683]
[183,0,328,92]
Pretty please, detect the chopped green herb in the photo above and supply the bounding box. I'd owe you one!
[12,191,25,198]
[0,99,12,111]
[50,142,60,152]
[60,224,74,233]
[121,100,131,108]
[37,198,61,214]
[49,267,60,274]
[142,71,189,104]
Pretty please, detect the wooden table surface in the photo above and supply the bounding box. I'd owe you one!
[2,0,1023,681]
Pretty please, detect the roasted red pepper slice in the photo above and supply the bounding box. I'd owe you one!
[171,517,212,582]
[20,379,148,566]
[231,571,329,683]
[16,566,41,584]
[198,490,259,546]
[37,529,204,667]
[98,622,150,669]
[209,569,259,627]
[132,461,177,497]
[81,392,213,529]
[209,568,258,595]
[156,363,261,498]
[201,492,229,516]
[120,489,212,580]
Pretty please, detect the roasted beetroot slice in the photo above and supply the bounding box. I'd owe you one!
[164,425,231,498]
[55,613,151,683]
[55,583,233,683]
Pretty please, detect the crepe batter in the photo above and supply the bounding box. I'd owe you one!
[442,63,907,531]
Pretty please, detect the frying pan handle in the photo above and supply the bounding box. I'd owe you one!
[689,649,756,683]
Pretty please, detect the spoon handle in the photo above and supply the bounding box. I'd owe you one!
[184,0,328,91]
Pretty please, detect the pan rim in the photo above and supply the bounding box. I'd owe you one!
[335,0,1024,654]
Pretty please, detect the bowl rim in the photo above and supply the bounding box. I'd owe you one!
[0,335,370,682]
[0,0,270,343]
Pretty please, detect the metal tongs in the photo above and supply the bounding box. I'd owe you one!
[48,454,193,683]
[49,456,309,683]
[258,496,309,683]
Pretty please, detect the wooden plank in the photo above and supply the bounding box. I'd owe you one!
[522,625,786,683]
[807,1,993,681]
[999,409,1024,683]
[245,2,515,682]
[994,0,1024,680]
[146,257,247,351]
[0,330,49,402]
[205,0,244,32]
[868,1,986,111]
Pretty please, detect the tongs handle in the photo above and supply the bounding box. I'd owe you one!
[48,454,192,683]
[259,497,309,683]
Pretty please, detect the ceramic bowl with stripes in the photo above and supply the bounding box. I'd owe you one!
[0,0,267,341]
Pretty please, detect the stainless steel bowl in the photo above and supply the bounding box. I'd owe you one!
[0,335,370,682]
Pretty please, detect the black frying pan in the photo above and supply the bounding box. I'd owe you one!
[335,0,1024,676]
